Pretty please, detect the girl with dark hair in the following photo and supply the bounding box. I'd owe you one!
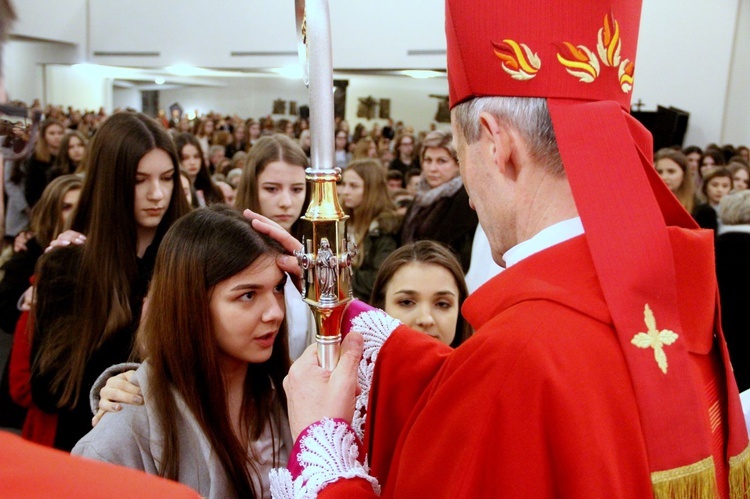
[49,130,87,179]
[339,159,400,301]
[693,167,733,231]
[175,133,224,207]
[235,134,314,359]
[369,240,473,347]
[30,112,191,451]
[22,118,65,208]
[74,206,292,499]
[0,174,82,336]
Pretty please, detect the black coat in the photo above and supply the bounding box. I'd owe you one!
[716,231,750,392]
[0,237,43,335]
[23,156,55,209]
[30,243,157,451]
[401,184,478,272]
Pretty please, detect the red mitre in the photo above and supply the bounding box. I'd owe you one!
[446,1,750,497]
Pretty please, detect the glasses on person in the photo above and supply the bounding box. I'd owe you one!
[0,103,42,162]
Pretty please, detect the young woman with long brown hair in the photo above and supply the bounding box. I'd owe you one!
[30,112,190,451]
[339,159,400,301]
[19,118,65,208]
[49,130,87,179]
[175,133,224,207]
[74,205,292,499]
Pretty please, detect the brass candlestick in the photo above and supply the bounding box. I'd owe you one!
[295,169,356,370]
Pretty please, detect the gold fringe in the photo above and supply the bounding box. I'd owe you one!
[651,456,716,499]
[729,443,750,499]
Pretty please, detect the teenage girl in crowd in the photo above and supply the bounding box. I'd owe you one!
[5,175,82,442]
[49,131,87,179]
[74,206,292,499]
[175,133,224,207]
[234,134,314,359]
[89,136,314,430]
[0,175,82,336]
[693,167,734,231]
[30,112,190,451]
[339,159,400,301]
[370,240,472,347]
[654,148,696,214]
[22,118,65,208]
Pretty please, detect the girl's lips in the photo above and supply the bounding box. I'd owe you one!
[254,331,277,348]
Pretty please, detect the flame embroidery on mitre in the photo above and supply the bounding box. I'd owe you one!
[556,42,600,83]
[597,12,622,67]
[492,39,541,81]
[618,59,634,93]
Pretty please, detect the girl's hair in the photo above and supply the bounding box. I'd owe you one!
[701,167,734,197]
[29,174,83,248]
[352,137,375,160]
[196,118,214,140]
[235,134,310,238]
[370,240,473,347]
[175,133,224,206]
[420,130,457,163]
[700,149,726,175]
[50,130,88,177]
[33,118,64,163]
[682,145,702,157]
[654,148,695,213]
[138,205,290,498]
[729,163,750,185]
[35,111,191,408]
[343,160,398,266]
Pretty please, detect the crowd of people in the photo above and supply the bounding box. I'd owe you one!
[0,92,749,497]
[2,0,750,495]
[0,97,480,497]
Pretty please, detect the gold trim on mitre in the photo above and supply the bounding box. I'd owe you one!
[651,456,716,499]
[730,442,750,499]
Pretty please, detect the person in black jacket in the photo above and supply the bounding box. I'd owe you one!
[715,189,750,392]
[23,118,65,209]
[30,112,190,451]
[400,130,478,271]
[0,174,82,335]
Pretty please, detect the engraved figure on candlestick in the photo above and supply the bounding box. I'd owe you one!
[316,237,338,300]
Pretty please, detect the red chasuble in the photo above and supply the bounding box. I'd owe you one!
[321,227,730,498]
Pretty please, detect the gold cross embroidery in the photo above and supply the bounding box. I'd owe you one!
[630,304,679,374]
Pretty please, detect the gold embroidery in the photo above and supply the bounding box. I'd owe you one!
[631,304,679,374]
[597,13,622,67]
[556,42,600,83]
[491,39,541,81]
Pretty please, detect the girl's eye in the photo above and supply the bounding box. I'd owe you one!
[436,301,453,309]
[241,291,256,301]
[265,186,278,193]
[397,299,415,307]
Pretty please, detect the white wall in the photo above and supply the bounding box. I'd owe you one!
[3,40,80,104]
[157,77,308,120]
[723,0,750,147]
[12,0,87,46]
[5,0,750,147]
[113,87,143,112]
[635,0,739,147]
[44,65,112,112]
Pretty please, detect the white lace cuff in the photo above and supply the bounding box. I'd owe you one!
[349,310,401,439]
[268,418,381,498]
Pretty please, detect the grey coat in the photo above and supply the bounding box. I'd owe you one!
[72,362,292,499]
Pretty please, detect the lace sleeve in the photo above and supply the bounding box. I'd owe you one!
[268,418,381,498]
[347,309,401,440]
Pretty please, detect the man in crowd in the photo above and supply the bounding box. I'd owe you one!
[267,0,750,497]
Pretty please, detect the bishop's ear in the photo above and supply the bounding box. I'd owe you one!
[478,111,513,172]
